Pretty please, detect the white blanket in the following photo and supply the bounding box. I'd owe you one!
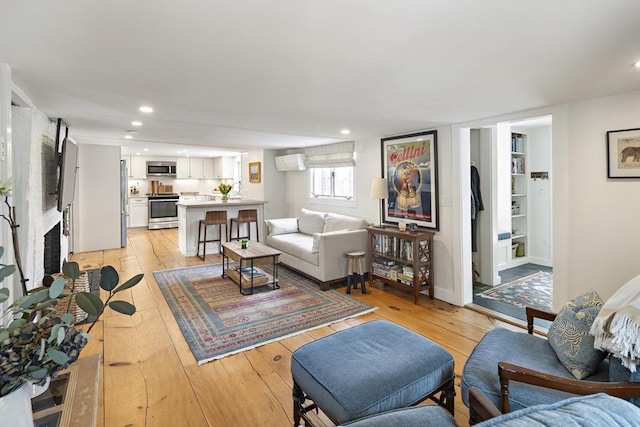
[590,274,640,372]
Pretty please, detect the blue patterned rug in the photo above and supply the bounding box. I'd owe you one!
[478,271,552,310]
[153,264,376,365]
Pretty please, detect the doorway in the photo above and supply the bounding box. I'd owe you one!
[467,116,554,322]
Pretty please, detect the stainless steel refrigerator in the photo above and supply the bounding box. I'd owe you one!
[120,160,128,247]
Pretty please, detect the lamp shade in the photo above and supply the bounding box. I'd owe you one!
[370,178,389,199]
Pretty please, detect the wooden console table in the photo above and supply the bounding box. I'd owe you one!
[367,226,435,304]
[32,354,101,427]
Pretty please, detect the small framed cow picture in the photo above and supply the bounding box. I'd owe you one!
[607,128,640,178]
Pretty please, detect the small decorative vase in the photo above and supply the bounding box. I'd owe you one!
[31,376,50,398]
[221,194,229,202]
[0,382,33,427]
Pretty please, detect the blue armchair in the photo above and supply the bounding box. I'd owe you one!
[461,307,640,424]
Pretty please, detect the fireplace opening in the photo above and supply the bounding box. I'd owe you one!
[44,222,61,275]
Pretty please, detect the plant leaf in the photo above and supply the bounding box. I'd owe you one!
[27,367,48,380]
[49,277,67,298]
[0,287,9,303]
[0,264,16,282]
[61,313,74,324]
[99,265,119,291]
[75,292,103,316]
[113,273,144,293]
[18,290,49,309]
[108,300,136,316]
[62,261,81,279]
[57,325,66,345]
[46,348,70,366]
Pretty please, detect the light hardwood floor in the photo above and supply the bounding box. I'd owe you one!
[72,227,515,427]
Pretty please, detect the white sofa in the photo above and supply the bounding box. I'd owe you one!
[264,208,369,290]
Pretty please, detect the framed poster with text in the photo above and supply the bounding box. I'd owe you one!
[381,130,438,230]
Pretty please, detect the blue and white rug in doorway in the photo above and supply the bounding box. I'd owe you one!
[478,271,552,310]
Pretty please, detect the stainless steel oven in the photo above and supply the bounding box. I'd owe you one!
[148,194,179,229]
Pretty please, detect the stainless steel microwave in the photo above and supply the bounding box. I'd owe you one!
[146,161,177,177]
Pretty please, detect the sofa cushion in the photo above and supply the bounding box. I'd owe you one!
[548,290,605,379]
[265,218,298,236]
[266,233,318,266]
[324,212,368,233]
[461,327,610,412]
[298,208,327,235]
[477,393,640,426]
[311,229,349,253]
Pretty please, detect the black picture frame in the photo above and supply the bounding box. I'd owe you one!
[381,130,439,230]
[607,128,640,178]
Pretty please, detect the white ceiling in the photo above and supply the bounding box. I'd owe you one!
[1,1,639,157]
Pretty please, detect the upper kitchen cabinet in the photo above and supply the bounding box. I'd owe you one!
[123,156,146,179]
[212,156,234,179]
[202,158,215,178]
[177,157,204,179]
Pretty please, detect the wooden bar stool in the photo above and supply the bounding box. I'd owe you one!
[197,211,227,260]
[229,209,259,242]
[345,250,366,294]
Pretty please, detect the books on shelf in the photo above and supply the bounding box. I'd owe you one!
[511,133,525,153]
[226,266,270,285]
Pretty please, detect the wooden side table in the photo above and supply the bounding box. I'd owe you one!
[32,354,101,427]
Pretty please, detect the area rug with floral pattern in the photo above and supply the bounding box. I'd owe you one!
[478,271,553,310]
[153,264,376,365]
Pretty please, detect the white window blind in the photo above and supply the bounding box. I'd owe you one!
[304,141,355,168]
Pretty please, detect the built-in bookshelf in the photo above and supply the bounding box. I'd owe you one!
[511,132,527,264]
[367,226,434,304]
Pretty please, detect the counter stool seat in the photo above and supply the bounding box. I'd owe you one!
[229,209,259,242]
[197,211,227,260]
[291,320,455,426]
[345,250,366,294]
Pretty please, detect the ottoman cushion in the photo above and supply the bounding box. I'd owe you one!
[339,405,456,427]
[291,320,455,424]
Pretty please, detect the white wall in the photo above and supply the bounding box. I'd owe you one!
[560,91,640,302]
[523,125,552,266]
[284,131,460,303]
[75,144,121,252]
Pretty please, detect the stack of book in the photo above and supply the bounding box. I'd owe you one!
[226,266,270,285]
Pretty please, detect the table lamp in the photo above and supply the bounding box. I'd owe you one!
[370,177,389,227]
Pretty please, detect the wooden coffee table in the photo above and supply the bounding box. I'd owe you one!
[221,241,281,295]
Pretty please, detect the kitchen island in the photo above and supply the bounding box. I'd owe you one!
[177,199,268,257]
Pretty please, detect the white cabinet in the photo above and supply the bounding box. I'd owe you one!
[123,156,146,179]
[202,158,215,178]
[177,157,204,179]
[212,156,234,179]
[129,197,148,228]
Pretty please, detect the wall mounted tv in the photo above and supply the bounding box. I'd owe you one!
[57,136,78,212]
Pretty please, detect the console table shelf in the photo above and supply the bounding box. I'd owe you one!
[367,226,435,304]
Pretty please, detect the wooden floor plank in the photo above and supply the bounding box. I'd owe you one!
[70,228,511,427]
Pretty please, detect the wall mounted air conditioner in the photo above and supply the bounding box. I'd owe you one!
[275,154,306,171]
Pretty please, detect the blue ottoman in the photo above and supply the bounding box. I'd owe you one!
[291,320,455,426]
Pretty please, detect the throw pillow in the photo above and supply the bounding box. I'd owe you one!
[266,218,298,236]
[298,208,327,235]
[324,213,368,232]
[548,289,605,379]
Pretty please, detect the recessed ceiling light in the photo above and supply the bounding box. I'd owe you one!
[143,148,149,152]
[124,135,133,140]
[634,60,640,69]
[131,121,143,126]
[341,129,351,135]
[136,152,141,156]
[139,105,154,113]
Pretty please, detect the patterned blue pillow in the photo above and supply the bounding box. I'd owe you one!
[548,290,605,379]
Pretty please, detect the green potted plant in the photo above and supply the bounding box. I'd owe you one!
[0,253,143,423]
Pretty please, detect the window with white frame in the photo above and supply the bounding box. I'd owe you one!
[305,141,356,201]
[310,167,354,200]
